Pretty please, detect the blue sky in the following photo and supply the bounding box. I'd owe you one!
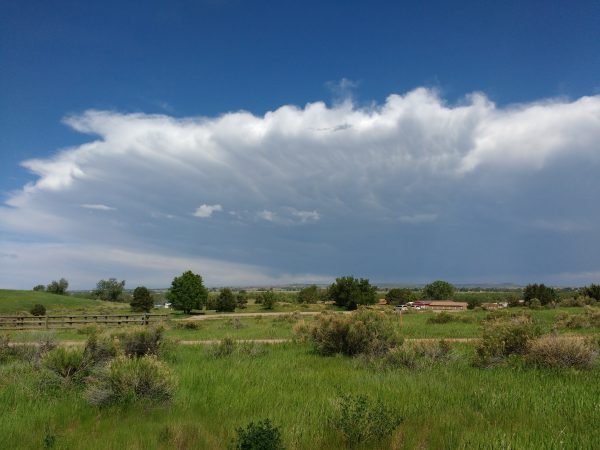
[1,0,600,288]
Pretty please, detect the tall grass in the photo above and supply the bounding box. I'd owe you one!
[1,343,599,449]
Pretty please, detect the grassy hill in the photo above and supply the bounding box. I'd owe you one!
[0,290,128,315]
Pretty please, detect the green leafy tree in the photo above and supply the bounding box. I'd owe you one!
[236,290,248,309]
[167,270,208,314]
[523,283,557,306]
[130,286,153,312]
[327,276,377,310]
[422,280,455,300]
[32,285,46,292]
[216,288,237,312]
[297,285,321,304]
[260,291,277,310]
[582,284,600,301]
[46,278,69,295]
[94,278,126,301]
[385,288,413,305]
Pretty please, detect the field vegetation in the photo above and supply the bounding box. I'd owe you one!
[1,286,600,449]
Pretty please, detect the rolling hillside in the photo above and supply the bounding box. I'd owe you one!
[0,290,128,314]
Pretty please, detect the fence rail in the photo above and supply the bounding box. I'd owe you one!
[0,314,168,330]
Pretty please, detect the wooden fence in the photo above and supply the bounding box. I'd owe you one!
[0,314,168,330]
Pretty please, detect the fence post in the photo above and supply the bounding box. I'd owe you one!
[45,315,48,330]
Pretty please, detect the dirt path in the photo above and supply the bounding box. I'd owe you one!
[180,311,348,321]
[8,337,476,347]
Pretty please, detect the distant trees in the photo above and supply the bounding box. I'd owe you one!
[32,285,46,292]
[327,276,377,310]
[46,278,69,295]
[167,270,208,314]
[385,288,413,305]
[260,291,277,310]
[130,286,153,312]
[236,290,248,309]
[582,284,600,301]
[523,283,557,306]
[297,285,322,304]
[422,280,455,300]
[94,278,126,302]
[216,288,237,312]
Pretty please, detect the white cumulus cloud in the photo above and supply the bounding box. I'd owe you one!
[193,204,223,218]
[1,87,600,287]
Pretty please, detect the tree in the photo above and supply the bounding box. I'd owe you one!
[297,285,322,304]
[130,286,153,312]
[260,291,277,310]
[236,290,248,309]
[422,280,455,300]
[94,278,126,301]
[327,276,377,310]
[30,304,46,316]
[216,288,237,312]
[167,270,208,314]
[385,288,413,305]
[46,278,69,295]
[582,284,600,301]
[32,285,46,292]
[523,283,557,306]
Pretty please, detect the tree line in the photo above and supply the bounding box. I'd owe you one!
[32,274,600,314]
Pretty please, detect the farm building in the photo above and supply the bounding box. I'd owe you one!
[423,301,468,311]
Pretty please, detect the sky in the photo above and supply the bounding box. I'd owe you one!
[1,0,600,289]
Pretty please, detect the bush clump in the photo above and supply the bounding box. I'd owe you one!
[85,355,176,406]
[175,321,201,330]
[525,336,598,369]
[381,340,453,369]
[555,312,590,329]
[42,347,90,383]
[296,309,402,357]
[330,394,401,446]
[475,315,541,366]
[116,327,166,358]
[231,419,285,450]
[30,304,47,316]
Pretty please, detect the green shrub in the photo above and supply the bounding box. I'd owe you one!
[584,306,600,327]
[528,298,542,309]
[330,394,401,446]
[427,312,457,324]
[30,304,47,316]
[525,336,598,369]
[42,347,90,382]
[381,340,453,369]
[85,355,176,406]
[84,332,120,365]
[232,419,284,450]
[475,315,541,366]
[175,321,201,330]
[116,327,166,358]
[299,309,402,357]
[555,312,590,329]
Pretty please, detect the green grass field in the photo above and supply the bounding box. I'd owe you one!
[1,343,599,449]
[2,290,600,449]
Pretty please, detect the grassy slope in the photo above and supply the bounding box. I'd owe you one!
[1,344,599,449]
[0,289,128,315]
